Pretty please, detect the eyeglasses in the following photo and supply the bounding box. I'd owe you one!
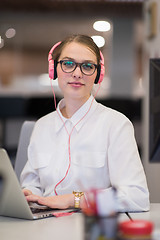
[57,60,98,76]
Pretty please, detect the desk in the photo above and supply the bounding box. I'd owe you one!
[0,204,159,240]
[0,213,85,240]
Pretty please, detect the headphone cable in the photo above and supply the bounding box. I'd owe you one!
[50,78,101,195]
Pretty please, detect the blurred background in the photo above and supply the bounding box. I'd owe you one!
[0,0,160,202]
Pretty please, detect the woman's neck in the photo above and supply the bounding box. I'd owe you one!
[61,95,90,118]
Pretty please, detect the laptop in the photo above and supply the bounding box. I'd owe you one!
[0,148,77,220]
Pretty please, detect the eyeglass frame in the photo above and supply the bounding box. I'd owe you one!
[56,60,98,76]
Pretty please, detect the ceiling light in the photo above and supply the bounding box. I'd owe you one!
[5,28,16,39]
[91,36,105,48]
[93,21,111,32]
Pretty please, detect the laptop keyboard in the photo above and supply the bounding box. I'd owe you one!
[30,206,53,214]
[29,202,53,214]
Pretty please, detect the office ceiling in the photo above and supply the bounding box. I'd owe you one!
[1,0,143,14]
[0,0,143,50]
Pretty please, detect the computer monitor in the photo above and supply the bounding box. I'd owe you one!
[149,58,160,162]
[0,175,4,201]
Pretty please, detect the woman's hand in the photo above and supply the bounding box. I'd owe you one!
[25,193,75,209]
[22,189,32,196]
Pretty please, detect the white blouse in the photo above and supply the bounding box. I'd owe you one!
[20,95,150,212]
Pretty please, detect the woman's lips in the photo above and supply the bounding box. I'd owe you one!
[68,82,84,87]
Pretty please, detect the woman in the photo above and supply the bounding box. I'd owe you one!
[21,34,149,212]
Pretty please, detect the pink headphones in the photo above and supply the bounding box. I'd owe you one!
[48,41,105,84]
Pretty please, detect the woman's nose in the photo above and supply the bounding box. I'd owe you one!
[72,65,83,78]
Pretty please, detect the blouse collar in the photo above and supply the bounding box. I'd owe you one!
[55,95,97,133]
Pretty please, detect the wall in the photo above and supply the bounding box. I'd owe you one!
[143,0,160,202]
[111,18,134,97]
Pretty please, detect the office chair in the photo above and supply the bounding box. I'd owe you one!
[14,121,35,181]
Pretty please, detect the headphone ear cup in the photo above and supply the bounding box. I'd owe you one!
[54,60,57,79]
[98,63,105,84]
[95,65,101,84]
[48,41,61,80]
[95,50,105,84]
[48,59,57,80]
[48,59,54,80]
[48,58,58,80]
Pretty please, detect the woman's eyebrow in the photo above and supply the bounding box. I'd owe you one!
[61,57,74,61]
[61,57,96,63]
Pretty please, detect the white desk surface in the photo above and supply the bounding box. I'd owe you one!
[0,203,159,240]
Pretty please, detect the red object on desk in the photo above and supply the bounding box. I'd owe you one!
[52,211,74,217]
[119,220,153,239]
